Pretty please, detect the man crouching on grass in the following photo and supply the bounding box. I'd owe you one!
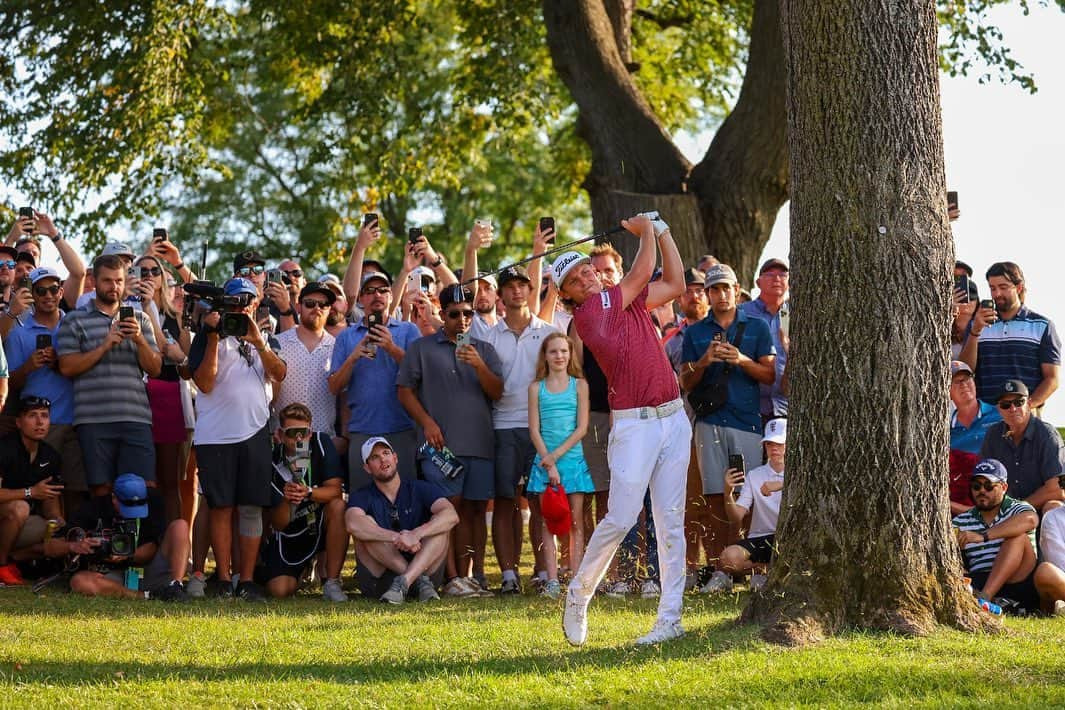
[346,437,458,604]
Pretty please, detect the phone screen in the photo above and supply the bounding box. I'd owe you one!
[119,306,135,321]
[363,213,378,228]
[539,217,555,244]
[954,274,970,303]
[728,453,745,472]
[408,227,423,244]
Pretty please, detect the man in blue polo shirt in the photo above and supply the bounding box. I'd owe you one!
[329,271,421,491]
[960,261,1061,410]
[739,258,790,421]
[949,360,1002,515]
[346,436,458,604]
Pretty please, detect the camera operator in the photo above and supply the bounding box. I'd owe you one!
[57,254,161,498]
[47,473,189,601]
[191,277,286,602]
[257,403,347,601]
[0,396,63,585]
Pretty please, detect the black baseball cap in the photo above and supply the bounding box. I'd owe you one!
[298,283,337,305]
[996,379,1029,401]
[233,250,266,271]
[683,268,705,286]
[497,265,532,288]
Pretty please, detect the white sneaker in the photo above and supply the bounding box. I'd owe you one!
[699,570,733,594]
[563,595,589,646]
[749,574,768,592]
[322,578,348,602]
[635,620,685,645]
[1054,599,1065,617]
[640,579,661,599]
[604,580,632,598]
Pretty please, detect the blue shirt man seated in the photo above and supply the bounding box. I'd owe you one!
[345,437,458,604]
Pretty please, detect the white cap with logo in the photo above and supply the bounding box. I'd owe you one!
[552,251,590,289]
[762,418,787,444]
[361,436,393,463]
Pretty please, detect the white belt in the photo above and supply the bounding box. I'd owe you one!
[612,398,684,421]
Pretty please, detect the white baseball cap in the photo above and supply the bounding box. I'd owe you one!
[29,266,61,285]
[763,418,787,444]
[552,251,590,289]
[361,436,393,463]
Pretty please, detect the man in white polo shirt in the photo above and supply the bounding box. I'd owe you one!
[555,212,690,646]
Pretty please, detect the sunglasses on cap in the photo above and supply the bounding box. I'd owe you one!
[237,265,266,276]
[283,427,309,439]
[20,396,51,409]
[301,299,329,310]
[997,397,1027,410]
[446,309,474,320]
[34,284,60,296]
[970,479,1001,492]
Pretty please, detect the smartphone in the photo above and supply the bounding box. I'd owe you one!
[152,227,168,242]
[18,206,33,219]
[408,227,423,244]
[947,190,958,209]
[455,331,471,356]
[728,453,746,473]
[35,334,52,350]
[779,304,790,338]
[366,312,381,358]
[18,277,31,292]
[255,304,271,325]
[979,298,994,311]
[266,268,284,285]
[954,274,970,304]
[119,305,135,321]
[539,216,555,244]
[362,212,378,227]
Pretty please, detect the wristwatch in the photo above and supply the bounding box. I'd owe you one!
[51,233,63,243]
[281,308,295,317]
[24,487,31,500]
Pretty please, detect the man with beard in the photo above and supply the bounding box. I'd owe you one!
[469,273,499,338]
[317,276,350,336]
[347,436,458,603]
[953,458,1040,612]
[57,255,161,497]
[275,283,337,440]
[329,271,421,489]
[739,258,790,421]
[960,261,1060,410]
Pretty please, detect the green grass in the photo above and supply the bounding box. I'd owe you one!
[2,586,1065,708]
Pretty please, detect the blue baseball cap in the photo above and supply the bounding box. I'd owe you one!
[972,459,1008,485]
[224,277,258,297]
[113,473,149,518]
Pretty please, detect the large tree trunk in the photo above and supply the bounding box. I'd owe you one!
[743,0,996,644]
[542,0,789,288]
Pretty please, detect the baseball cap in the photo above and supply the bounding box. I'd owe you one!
[539,484,572,537]
[683,267,705,286]
[552,251,590,288]
[955,260,974,277]
[439,284,474,310]
[972,458,1008,485]
[102,242,135,259]
[298,282,337,305]
[0,245,16,260]
[29,266,61,285]
[223,277,258,297]
[996,379,1029,401]
[704,264,738,288]
[318,273,341,287]
[360,271,392,289]
[950,361,973,378]
[233,250,266,271]
[16,251,35,267]
[361,436,393,463]
[17,395,51,415]
[410,265,436,283]
[762,418,787,444]
[476,272,498,290]
[113,473,150,519]
[497,265,531,288]
[758,258,789,275]
[362,259,390,281]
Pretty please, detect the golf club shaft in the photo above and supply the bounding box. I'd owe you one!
[461,224,627,286]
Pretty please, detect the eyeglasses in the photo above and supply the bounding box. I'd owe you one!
[33,284,60,296]
[283,269,303,278]
[446,309,474,320]
[282,427,309,439]
[0,260,15,270]
[761,272,789,280]
[997,397,1027,410]
[970,480,1000,492]
[389,505,401,531]
[236,265,266,276]
[361,286,390,296]
[301,299,329,310]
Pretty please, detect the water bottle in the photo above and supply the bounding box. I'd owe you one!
[977,597,1003,615]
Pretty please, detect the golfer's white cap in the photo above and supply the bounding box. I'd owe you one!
[552,251,590,289]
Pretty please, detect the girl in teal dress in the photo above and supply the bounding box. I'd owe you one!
[527,332,593,598]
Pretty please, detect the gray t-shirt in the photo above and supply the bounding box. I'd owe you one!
[396,329,502,459]
[56,300,157,426]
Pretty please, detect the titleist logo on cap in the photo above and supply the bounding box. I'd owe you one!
[554,254,581,279]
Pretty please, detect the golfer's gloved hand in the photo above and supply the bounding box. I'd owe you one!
[637,211,669,237]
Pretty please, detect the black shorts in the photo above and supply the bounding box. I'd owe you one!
[736,534,776,565]
[494,428,536,499]
[969,570,1040,613]
[255,527,325,584]
[194,426,273,508]
[355,558,445,599]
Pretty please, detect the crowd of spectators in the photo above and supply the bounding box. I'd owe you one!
[0,203,1061,631]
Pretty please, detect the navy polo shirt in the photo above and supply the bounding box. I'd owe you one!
[348,478,449,532]
[972,305,1061,403]
[979,416,1065,500]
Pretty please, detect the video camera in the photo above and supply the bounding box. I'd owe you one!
[182,281,255,336]
[68,519,139,563]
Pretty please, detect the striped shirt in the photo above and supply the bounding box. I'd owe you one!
[56,300,157,426]
[973,305,1061,403]
[952,495,1036,574]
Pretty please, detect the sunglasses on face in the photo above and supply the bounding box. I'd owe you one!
[998,397,1027,410]
[361,286,390,296]
[283,269,303,278]
[283,427,309,439]
[446,309,474,320]
[138,266,163,277]
[34,284,60,297]
[970,480,1000,492]
[236,265,266,277]
[301,299,328,310]
[0,260,15,270]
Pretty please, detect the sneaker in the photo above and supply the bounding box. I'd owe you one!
[235,581,267,603]
[442,577,478,598]
[635,620,685,645]
[473,573,489,592]
[156,579,189,603]
[414,575,440,602]
[500,576,522,595]
[699,570,733,594]
[640,579,661,599]
[563,594,589,646]
[469,576,494,597]
[186,571,206,599]
[322,578,348,602]
[0,563,25,586]
[530,575,546,593]
[380,575,408,605]
[1054,600,1065,617]
[604,580,632,598]
[542,579,562,599]
[749,574,768,592]
[208,577,234,599]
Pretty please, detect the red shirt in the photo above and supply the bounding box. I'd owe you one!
[573,284,680,410]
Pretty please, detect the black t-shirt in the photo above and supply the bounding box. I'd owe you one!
[348,479,449,532]
[269,433,343,537]
[0,432,61,491]
[65,494,164,568]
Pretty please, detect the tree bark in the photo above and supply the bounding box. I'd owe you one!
[743,0,997,644]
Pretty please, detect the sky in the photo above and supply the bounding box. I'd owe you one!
[677,3,1065,424]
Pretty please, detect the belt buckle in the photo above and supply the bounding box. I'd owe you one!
[638,407,649,420]
[655,402,670,418]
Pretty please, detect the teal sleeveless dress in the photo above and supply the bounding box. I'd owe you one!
[527,377,594,494]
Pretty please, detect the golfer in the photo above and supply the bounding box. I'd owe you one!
[554,212,691,646]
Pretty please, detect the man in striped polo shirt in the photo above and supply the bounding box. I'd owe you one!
[57,254,161,497]
[952,458,1039,611]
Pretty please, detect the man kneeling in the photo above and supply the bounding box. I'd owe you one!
[48,473,189,601]
[257,403,348,602]
[953,458,1040,613]
[346,437,458,604]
